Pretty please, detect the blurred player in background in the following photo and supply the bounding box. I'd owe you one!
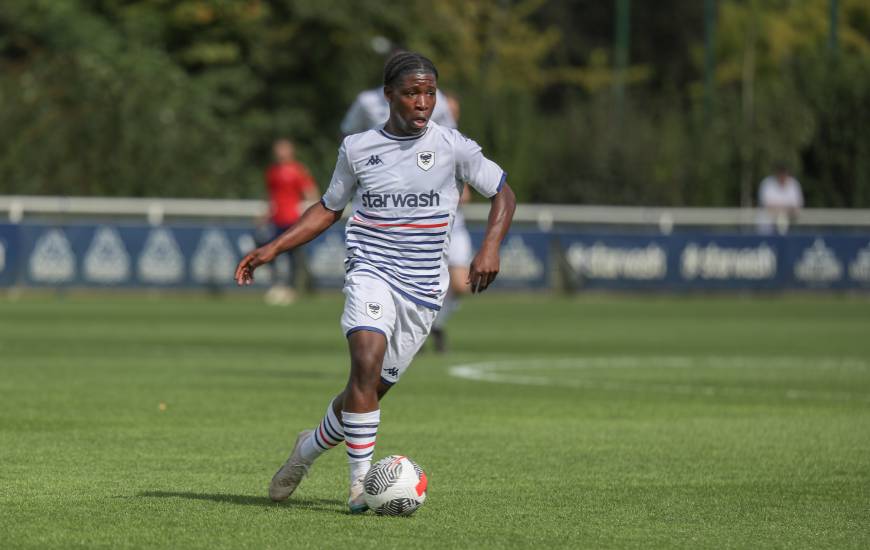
[236,52,516,513]
[263,138,319,304]
[341,64,472,353]
[429,91,472,353]
[757,162,804,235]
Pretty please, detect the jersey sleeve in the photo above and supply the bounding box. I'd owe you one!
[454,133,506,198]
[321,139,356,212]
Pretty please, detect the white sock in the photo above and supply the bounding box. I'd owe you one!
[299,399,344,462]
[342,409,380,484]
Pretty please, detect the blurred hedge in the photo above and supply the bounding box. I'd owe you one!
[1,0,868,206]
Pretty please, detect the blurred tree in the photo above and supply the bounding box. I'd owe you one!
[0,0,867,207]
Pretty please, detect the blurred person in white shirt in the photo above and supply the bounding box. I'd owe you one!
[757,163,804,234]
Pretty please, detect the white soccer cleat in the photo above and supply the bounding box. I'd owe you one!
[269,429,313,502]
[347,476,369,514]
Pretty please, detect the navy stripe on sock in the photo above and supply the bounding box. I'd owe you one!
[323,419,343,442]
[312,430,329,451]
[344,431,377,438]
[346,449,374,460]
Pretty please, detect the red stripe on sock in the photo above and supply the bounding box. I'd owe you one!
[346,440,376,450]
[319,426,337,447]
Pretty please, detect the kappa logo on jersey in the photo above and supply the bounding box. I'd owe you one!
[361,189,440,208]
[416,151,435,171]
[366,302,383,320]
[384,367,399,378]
[365,155,383,166]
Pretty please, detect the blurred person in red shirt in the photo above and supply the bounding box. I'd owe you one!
[263,138,319,304]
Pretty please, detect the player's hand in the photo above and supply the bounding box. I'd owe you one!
[234,245,277,286]
[467,247,500,294]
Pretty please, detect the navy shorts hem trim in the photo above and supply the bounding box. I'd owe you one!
[345,326,387,338]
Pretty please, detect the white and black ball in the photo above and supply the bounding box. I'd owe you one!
[363,455,428,516]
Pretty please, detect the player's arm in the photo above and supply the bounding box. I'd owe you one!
[234,202,341,286]
[468,183,516,293]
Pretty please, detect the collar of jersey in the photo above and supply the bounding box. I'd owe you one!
[378,125,429,141]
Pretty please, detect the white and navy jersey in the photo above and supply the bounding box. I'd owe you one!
[340,88,457,135]
[321,121,505,310]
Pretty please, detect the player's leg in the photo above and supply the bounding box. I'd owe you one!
[342,329,389,513]
[265,224,296,305]
[268,274,395,504]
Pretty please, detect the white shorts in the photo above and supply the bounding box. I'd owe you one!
[340,271,438,386]
[447,224,473,268]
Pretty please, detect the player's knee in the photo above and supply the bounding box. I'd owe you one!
[349,349,383,386]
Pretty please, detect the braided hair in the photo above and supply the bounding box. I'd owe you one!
[383,51,439,88]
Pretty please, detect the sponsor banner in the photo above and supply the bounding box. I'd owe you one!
[4,223,869,291]
[559,234,671,289]
[16,223,265,287]
[302,227,349,288]
[559,233,870,290]
[469,231,551,289]
[0,224,21,286]
[670,235,785,290]
[785,235,870,289]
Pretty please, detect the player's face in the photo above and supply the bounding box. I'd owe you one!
[384,73,437,136]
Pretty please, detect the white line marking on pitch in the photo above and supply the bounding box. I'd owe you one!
[447,356,870,402]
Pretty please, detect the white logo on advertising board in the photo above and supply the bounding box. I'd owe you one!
[29,229,76,283]
[309,233,347,279]
[138,228,185,284]
[681,243,776,280]
[794,239,842,283]
[83,226,130,284]
[499,236,544,281]
[191,229,236,283]
[848,242,870,283]
[566,242,666,280]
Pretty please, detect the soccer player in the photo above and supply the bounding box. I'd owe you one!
[262,139,319,305]
[234,51,516,513]
[341,66,471,353]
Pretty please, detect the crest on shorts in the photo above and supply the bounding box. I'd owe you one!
[416,151,435,171]
[366,302,383,320]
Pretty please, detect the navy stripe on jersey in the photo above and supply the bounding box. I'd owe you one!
[345,210,448,309]
[349,261,438,294]
[347,247,441,265]
[356,211,450,222]
[347,223,447,238]
[347,227,445,245]
[349,259,439,280]
[346,239,442,255]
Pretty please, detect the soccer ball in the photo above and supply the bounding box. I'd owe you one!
[363,455,427,516]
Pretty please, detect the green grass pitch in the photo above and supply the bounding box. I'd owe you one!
[1,293,869,548]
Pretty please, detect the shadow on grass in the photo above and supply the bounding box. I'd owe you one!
[137,491,344,514]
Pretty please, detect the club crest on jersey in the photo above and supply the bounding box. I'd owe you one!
[366,302,383,320]
[417,151,435,171]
